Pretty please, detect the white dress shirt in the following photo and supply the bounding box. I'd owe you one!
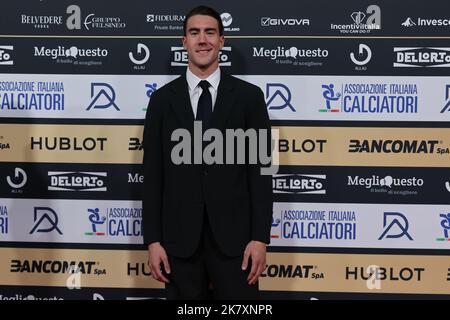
[186,67,221,118]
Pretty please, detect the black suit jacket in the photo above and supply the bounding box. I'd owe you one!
[142,72,273,258]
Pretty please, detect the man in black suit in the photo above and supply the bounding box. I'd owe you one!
[142,5,273,300]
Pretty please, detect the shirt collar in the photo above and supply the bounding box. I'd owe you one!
[186,67,221,91]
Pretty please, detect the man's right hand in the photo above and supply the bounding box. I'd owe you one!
[148,242,171,283]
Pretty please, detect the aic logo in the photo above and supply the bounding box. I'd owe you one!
[265,83,295,112]
[142,83,158,112]
[6,168,27,190]
[0,46,14,65]
[394,47,450,67]
[437,213,450,241]
[441,85,450,113]
[378,212,413,240]
[86,83,119,111]
[0,205,8,235]
[129,43,150,67]
[29,207,63,235]
[85,208,106,236]
[318,84,341,112]
[171,47,232,66]
[350,44,372,68]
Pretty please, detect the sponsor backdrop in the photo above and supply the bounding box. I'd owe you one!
[1,0,449,300]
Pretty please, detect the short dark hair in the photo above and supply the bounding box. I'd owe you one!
[183,6,224,36]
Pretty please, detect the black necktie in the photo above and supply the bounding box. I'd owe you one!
[196,80,212,128]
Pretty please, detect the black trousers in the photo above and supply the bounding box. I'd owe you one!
[165,216,259,300]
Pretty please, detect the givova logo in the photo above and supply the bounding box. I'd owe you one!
[171,46,232,66]
[261,264,324,280]
[272,174,326,194]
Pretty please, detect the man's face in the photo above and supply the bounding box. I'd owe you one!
[182,14,224,73]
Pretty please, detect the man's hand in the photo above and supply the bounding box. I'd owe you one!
[148,242,171,283]
[241,240,267,285]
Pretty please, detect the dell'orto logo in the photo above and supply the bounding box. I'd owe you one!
[171,47,231,66]
[350,44,372,66]
[7,168,27,189]
[129,43,150,66]
[86,83,119,111]
[441,85,450,113]
[394,47,450,67]
[48,172,107,191]
[272,174,326,194]
[378,212,413,240]
[30,207,62,235]
[266,83,295,111]
[0,46,13,65]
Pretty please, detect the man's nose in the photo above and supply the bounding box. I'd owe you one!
[198,31,207,43]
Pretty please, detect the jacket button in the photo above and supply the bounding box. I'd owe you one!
[203,170,208,175]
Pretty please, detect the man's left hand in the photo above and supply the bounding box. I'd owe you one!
[241,240,267,285]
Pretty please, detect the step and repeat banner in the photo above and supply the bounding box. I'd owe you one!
[1,0,450,300]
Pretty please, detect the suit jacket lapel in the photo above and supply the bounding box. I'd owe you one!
[169,75,195,131]
[210,72,236,130]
